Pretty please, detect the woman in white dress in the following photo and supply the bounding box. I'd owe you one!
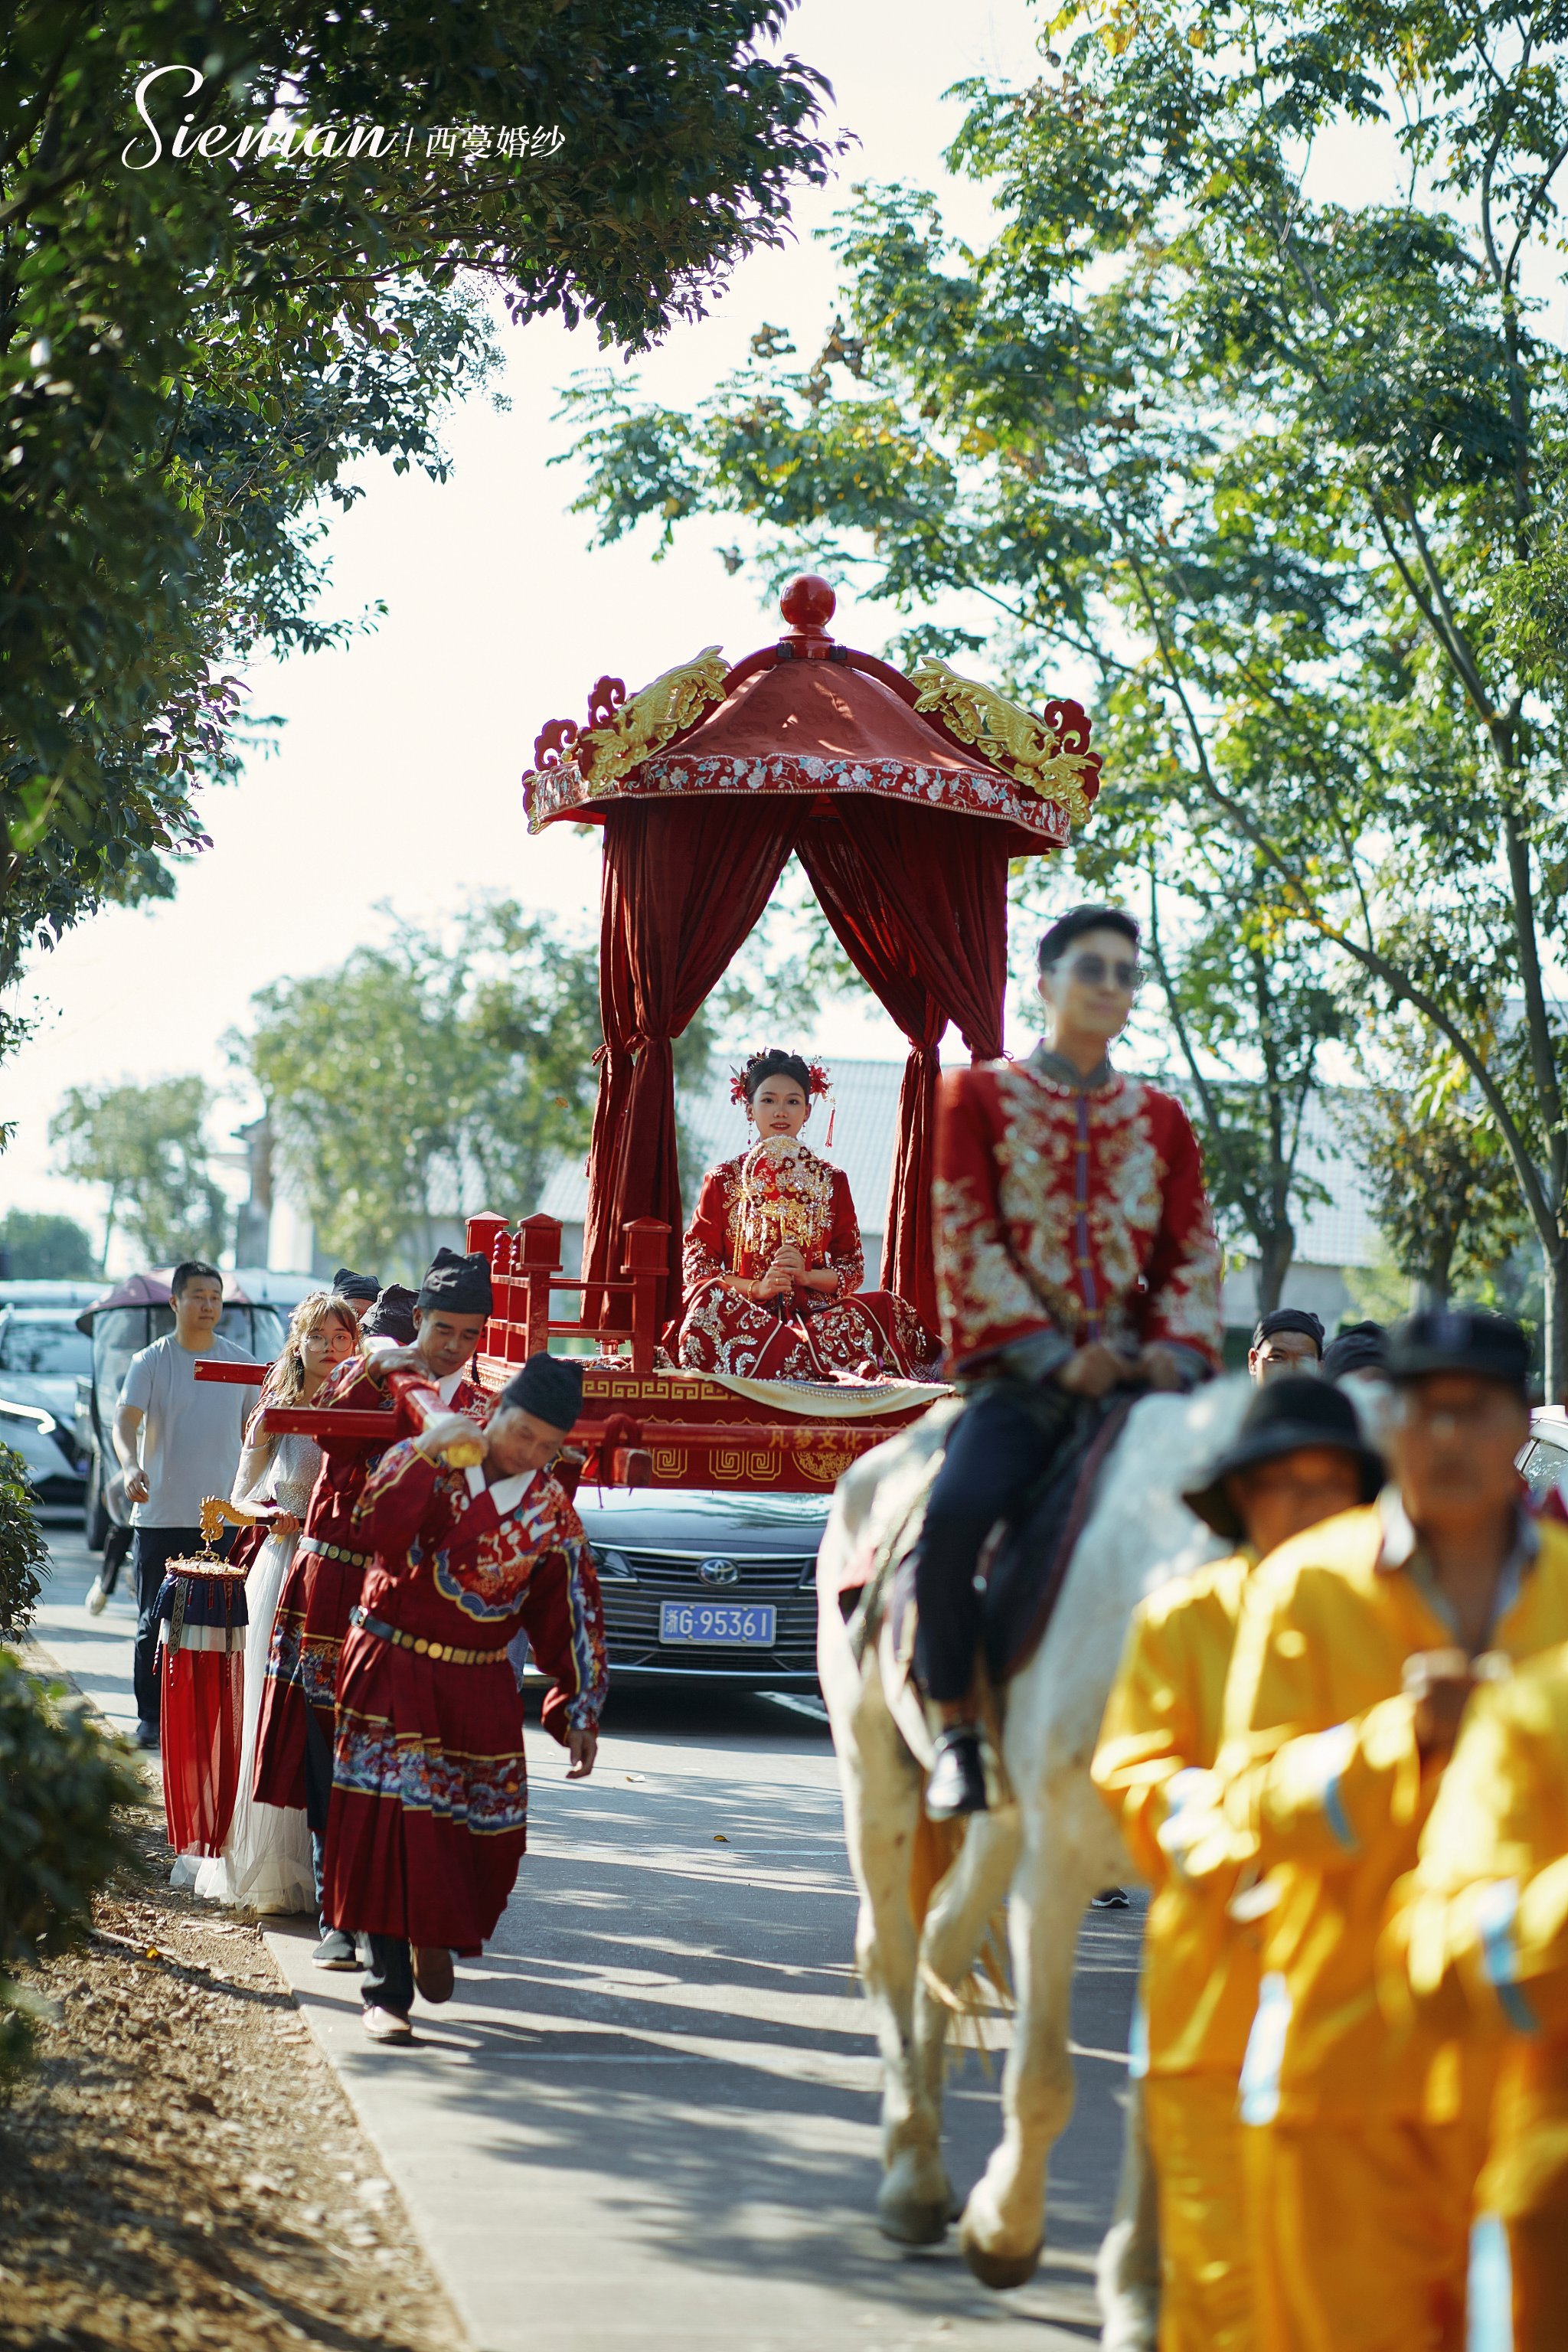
[187,1290,359,1914]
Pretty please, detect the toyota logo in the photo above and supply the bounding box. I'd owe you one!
[697,1556,740,1586]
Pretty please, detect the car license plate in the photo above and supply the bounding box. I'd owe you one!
[658,1600,777,1647]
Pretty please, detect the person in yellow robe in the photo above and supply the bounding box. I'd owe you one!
[1210,1308,1568,2352]
[1093,1375,1383,2351]
[1381,1638,1568,2352]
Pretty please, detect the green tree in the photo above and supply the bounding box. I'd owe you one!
[239,903,605,1273]
[0,1210,96,1280]
[0,1651,142,2095]
[1340,1024,1527,1313]
[1142,868,1341,1315]
[49,1078,229,1268]
[557,0,1568,1390]
[0,1446,47,1643]
[2,2,837,1010]
[239,894,831,1271]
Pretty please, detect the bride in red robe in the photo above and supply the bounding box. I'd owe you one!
[675,1049,942,1382]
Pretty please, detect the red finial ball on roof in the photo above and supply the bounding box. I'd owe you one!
[780,574,836,639]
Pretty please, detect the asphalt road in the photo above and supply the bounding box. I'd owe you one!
[31,1525,1141,2352]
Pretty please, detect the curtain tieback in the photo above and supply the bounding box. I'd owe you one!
[593,1035,658,1070]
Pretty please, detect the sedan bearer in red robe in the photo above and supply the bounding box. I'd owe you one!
[919,904,1223,1817]
[253,1251,493,1968]
[325,1351,607,2046]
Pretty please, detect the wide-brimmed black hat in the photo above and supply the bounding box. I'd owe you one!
[1386,1308,1530,1395]
[1182,1374,1385,1541]
[416,1246,493,1318]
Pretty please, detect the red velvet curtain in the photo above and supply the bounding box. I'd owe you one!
[582,799,799,1328]
[796,802,1009,1333]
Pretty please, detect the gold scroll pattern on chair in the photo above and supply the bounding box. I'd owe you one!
[909,657,1099,827]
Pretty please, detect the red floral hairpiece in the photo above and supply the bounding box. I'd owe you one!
[729,1051,831,1104]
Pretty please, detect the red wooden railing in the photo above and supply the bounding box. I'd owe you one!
[466,1212,668,1376]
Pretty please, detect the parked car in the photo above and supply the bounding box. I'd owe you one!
[0,1302,93,1510]
[74,1272,292,1550]
[570,1482,828,1687]
[1521,1406,1568,1503]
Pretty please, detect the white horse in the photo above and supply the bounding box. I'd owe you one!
[817,1376,1251,2344]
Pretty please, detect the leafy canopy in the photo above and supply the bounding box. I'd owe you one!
[50,1077,230,1269]
[1,0,837,993]
[0,1211,96,1281]
[237,903,606,1276]
[558,0,1568,1366]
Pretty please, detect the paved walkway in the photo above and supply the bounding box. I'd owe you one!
[32,1528,1138,2352]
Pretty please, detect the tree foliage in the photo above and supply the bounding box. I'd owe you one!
[559,0,1568,1384]
[0,1446,47,1644]
[239,903,605,1274]
[49,1078,229,1269]
[1338,1024,1527,1311]
[236,893,833,1272]
[0,1648,142,2096]
[1,0,837,996]
[0,1210,96,1280]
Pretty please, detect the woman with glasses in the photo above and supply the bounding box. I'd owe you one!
[917,904,1224,1818]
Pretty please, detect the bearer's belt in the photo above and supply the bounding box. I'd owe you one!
[299,1537,370,1568]
[350,1605,503,1667]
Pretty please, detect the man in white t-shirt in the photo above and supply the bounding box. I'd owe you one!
[115,1261,262,1749]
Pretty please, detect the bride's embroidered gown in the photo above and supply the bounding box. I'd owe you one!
[675,1134,940,1381]
[184,1428,321,1914]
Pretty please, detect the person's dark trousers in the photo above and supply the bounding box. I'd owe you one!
[361,1936,413,2017]
[913,1381,1076,1706]
[100,1520,133,1597]
[131,1525,210,1727]
[303,1704,336,1931]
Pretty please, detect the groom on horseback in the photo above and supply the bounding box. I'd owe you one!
[919,904,1225,1818]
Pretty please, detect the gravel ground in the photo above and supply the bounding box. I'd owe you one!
[0,1801,464,2352]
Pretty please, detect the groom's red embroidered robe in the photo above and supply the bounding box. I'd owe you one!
[933,1053,1224,1376]
[325,1439,607,1953]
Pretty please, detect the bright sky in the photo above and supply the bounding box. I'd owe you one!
[2,0,1052,1239]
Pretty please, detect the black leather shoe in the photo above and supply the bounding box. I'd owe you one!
[1091,1887,1131,1910]
[134,1720,160,1752]
[926,1727,988,1819]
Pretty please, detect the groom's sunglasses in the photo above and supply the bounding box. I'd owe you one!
[1060,952,1145,992]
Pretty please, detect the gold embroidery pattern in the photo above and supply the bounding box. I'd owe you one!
[942,1067,1220,1355]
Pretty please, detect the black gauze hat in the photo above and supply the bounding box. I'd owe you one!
[1253,1307,1325,1354]
[1322,1321,1387,1381]
[361,1284,417,1343]
[332,1266,381,1303]
[500,1351,583,1433]
[1037,903,1140,972]
[1181,1374,1385,1542]
[416,1247,493,1318]
[1387,1308,1530,1395]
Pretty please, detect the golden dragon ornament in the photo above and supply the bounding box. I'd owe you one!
[528,646,730,799]
[908,657,1099,827]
